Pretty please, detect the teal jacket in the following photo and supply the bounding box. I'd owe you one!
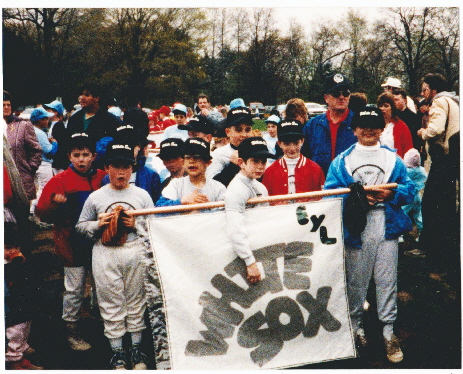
[324,144,415,247]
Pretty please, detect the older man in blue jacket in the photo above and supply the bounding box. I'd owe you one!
[301,73,357,175]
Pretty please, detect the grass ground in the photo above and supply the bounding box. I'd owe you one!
[16,218,461,370]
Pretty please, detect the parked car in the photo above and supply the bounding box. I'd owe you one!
[276,104,287,118]
[18,106,35,120]
[249,102,265,119]
[305,102,327,118]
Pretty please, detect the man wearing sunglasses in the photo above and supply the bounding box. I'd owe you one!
[301,73,357,175]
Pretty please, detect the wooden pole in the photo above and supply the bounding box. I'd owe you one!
[127,183,398,217]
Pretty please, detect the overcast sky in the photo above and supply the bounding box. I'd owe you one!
[263,7,382,36]
[9,1,461,38]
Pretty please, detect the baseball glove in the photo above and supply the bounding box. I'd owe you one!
[343,182,370,235]
[101,205,129,246]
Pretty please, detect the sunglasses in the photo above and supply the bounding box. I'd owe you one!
[330,90,351,98]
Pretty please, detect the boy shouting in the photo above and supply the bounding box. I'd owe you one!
[76,143,154,370]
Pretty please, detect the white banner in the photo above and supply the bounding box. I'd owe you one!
[147,198,355,370]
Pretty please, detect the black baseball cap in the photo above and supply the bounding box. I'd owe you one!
[157,138,185,160]
[104,143,135,166]
[68,132,95,153]
[238,137,277,159]
[324,73,352,94]
[351,107,386,129]
[226,106,253,128]
[178,115,214,135]
[114,124,154,148]
[184,137,212,161]
[277,119,304,141]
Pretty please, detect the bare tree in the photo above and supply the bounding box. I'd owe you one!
[339,9,367,89]
[427,7,459,90]
[230,8,250,56]
[379,7,436,95]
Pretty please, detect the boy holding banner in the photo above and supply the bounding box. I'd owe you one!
[224,137,277,284]
[76,143,154,370]
[156,137,226,207]
[324,107,414,363]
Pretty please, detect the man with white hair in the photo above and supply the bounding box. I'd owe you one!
[381,77,417,113]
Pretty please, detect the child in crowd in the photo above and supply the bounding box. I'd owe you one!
[30,107,57,228]
[178,114,215,143]
[157,138,187,189]
[76,143,154,370]
[402,148,428,257]
[263,114,281,163]
[262,119,325,202]
[324,107,414,364]
[43,100,69,174]
[224,137,277,284]
[102,124,162,204]
[161,103,189,141]
[4,222,43,370]
[156,138,226,207]
[206,106,254,186]
[156,105,176,130]
[36,133,107,351]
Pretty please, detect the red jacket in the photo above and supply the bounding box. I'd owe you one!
[262,155,325,202]
[36,166,106,266]
[392,118,414,158]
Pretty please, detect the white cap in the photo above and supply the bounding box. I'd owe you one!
[108,106,122,117]
[265,114,281,124]
[381,77,402,88]
[172,103,187,115]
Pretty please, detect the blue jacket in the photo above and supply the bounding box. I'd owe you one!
[102,156,161,204]
[301,110,357,175]
[324,144,415,247]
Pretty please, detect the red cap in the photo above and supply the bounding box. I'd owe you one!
[159,106,170,116]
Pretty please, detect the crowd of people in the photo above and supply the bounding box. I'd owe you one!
[3,71,459,369]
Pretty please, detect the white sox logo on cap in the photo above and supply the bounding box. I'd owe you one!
[162,142,178,148]
[189,139,207,148]
[333,74,344,83]
[112,144,131,151]
[71,132,88,138]
[232,109,248,115]
[116,124,134,131]
[281,121,299,127]
[359,111,379,116]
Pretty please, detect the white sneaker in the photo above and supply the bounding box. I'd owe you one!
[67,335,91,351]
[384,334,404,363]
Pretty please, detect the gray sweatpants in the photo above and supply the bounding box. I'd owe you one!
[93,238,147,339]
[345,208,398,333]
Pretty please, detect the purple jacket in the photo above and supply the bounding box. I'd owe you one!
[5,116,42,200]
